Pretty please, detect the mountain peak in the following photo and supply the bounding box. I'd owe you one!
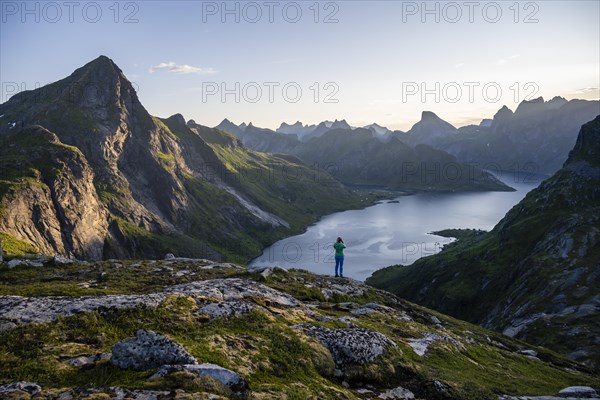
[405,111,456,145]
[165,113,187,130]
[565,115,600,167]
[547,96,568,109]
[75,55,123,79]
[421,111,441,121]
[479,118,493,127]
[515,97,546,115]
[414,111,454,129]
[493,105,514,121]
[91,54,116,66]
[330,119,351,129]
[279,121,304,129]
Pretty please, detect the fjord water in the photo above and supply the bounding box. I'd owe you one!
[250,172,543,281]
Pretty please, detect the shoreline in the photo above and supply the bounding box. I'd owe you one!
[245,187,404,265]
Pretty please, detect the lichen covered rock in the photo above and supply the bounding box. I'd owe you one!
[151,363,250,398]
[296,325,397,365]
[111,329,197,370]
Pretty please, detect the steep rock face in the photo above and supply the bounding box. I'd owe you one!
[430,98,600,174]
[0,56,361,260]
[368,116,600,367]
[404,111,457,147]
[0,126,108,259]
[0,56,187,253]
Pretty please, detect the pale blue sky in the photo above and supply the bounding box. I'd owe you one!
[1,1,599,130]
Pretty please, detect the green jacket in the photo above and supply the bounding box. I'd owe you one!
[334,242,346,257]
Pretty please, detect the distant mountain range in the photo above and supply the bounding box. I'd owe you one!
[0,56,365,261]
[219,96,599,176]
[275,119,392,141]
[215,117,513,192]
[422,97,600,175]
[368,115,600,369]
[221,119,393,142]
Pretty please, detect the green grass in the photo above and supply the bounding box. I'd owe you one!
[0,259,244,297]
[367,161,600,372]
[156,151,175,172]
[0,265,597,398]
[0,233,40,258]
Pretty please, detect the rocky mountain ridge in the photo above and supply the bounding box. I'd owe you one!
[0,257,598,399]
[0,56,364,262]
[220,97,599,177]
[217,120,513,192]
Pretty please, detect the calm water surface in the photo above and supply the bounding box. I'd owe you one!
[250,174,543,281]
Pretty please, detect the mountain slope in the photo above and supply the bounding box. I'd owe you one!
[294,128,513,192]
[238,123,300,153]
[0,259,598,399]
[215,118,246,138]
[217,121,512,192]
[0,56,365,261]
[368,115,600,368]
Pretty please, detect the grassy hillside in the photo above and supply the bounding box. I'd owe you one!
[0,259,597,399]
[368,116,600,369]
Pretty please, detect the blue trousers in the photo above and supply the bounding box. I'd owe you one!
[335,256,344,276]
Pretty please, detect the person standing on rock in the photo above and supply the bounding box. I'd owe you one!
[334,237,346,278]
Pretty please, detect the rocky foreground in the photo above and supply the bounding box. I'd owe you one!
[0,256,598,399]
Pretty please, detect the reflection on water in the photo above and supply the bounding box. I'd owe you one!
[251,173,544,281]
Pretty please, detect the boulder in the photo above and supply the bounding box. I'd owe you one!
[53,255,76,265]
[0,382,42,396]
[151,363,250,398]
[558,386,598,397]
[199,300,265,320]
[7,259,44,269]
[433,380,450,395]
[111,330,197,370]
[68,352,111,368]
[378,386,416,399]
[519,349,538,357]
[248,265,288,278]
[408,333,463,357]
[297,325,396,365]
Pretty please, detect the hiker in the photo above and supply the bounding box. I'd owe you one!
[334,237,346,277]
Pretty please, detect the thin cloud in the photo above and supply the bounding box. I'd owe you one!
[454,63,465,69]
[575,87,599,93]
[497,54,520,66]
[569,87,600,99]
[149,62,216,74]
